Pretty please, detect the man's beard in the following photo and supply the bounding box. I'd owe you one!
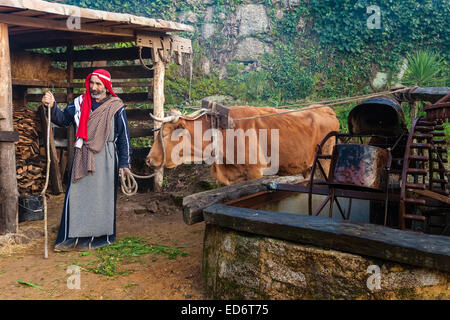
[91,88,107,99]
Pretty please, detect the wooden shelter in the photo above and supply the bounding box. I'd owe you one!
[0,0,194,235]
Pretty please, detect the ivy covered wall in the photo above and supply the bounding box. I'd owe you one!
[51,0,449,106]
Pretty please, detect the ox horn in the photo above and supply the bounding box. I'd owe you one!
[149,109,182,123]
[186,108,209,118]
[149,113,177,123]
[149,113,170,122]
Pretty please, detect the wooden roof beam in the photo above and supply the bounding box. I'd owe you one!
[10,31,133,49]
[0,12,136,37]
[0,0,194,33]
[48,46,151,62]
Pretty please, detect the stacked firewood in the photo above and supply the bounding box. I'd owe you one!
[13,106,47,195]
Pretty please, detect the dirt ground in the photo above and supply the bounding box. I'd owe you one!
[0,164,218,300]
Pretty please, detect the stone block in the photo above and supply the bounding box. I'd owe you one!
[203,224,450,299]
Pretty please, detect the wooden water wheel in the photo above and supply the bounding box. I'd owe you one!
[398,93,450,233]
[306,95,450,234]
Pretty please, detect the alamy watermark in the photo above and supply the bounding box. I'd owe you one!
[167,122,280,174]
[67,265,81,290]
[66,7,81,30]
[366,265,382,291]
[367,5,381,30]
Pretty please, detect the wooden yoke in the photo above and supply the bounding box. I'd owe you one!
[201,100,235,130]
[136,33,192,66]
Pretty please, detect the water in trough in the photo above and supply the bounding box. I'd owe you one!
[259,193,371,223]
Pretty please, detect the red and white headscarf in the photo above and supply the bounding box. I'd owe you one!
[76,69,117,142]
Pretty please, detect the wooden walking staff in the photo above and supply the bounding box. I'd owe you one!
[42,105,51,259]
[41,90,55,259]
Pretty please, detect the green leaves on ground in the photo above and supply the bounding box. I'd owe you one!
[83,237,189,277]
[17,278,43,290]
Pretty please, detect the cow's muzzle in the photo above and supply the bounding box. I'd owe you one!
[146,156,162,168]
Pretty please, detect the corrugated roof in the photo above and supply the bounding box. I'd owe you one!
[0,0,194,47]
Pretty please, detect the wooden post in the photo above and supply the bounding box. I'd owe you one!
[152,51,165,192]
[0,23,18,234]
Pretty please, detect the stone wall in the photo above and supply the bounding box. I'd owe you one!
[177,1,284,75]
[202,224,450,299]
[175,1,400,88]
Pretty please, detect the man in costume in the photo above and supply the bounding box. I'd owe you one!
[41,69,132,251]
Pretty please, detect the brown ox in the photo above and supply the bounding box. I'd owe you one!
[146,105,339,185]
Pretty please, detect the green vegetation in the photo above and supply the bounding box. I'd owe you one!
[402,51,446,87]
[83,237,189,277]
[186,0,447,111]
[52,0,449,99]
[130,136,153,148]
[46,0,449,135]
[17,278,43,290]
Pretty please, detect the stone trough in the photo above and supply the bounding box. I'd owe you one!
[182,177,450,299]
